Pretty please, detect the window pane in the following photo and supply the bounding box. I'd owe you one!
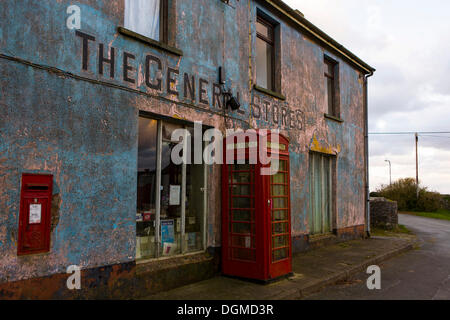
[186,162,204,252]
[125,0,160,41]
[327,77,334,115]
[256,37,273,90]
[160,122,184,256]
[137,117,158,259]
[324,60,334,77]
[256,20,269,38]
[185,125,205,253]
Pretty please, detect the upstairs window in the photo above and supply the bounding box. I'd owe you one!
[324,57,339,117]
[256,16,275,91]
[124,0,168,43]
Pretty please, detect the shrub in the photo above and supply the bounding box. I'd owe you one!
[417,190,441,212]
[375,178,441,212]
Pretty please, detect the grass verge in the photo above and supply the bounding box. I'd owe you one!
[400,209,450,221]
[371,224,413,237]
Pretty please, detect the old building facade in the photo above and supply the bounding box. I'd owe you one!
[0,0,374,298]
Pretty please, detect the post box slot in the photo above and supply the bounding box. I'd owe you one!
[25,185,49,191]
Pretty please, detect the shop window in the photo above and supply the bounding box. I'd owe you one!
[309,152,334,235]
[324,56,340,117]
[256,15,277,92]
[124,0,168,43]
[137,116,206,260]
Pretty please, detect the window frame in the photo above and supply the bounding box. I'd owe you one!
[256,15,276,92]
[123,0,169,44]
[309,152,336,236]
[159,0,169,44]
[137,112,209,261]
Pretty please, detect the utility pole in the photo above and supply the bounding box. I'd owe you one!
[415,133,419,199]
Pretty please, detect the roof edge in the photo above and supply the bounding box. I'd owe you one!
[264,0,376,74]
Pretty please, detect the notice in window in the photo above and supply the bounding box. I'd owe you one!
[245,236,251,248]
[169,185,181,205]
[29,204,42,224]
[161,219,175,244]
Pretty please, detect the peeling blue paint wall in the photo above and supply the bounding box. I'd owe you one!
[0,0,369,283]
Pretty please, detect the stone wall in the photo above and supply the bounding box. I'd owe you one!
[441,195,450,210]
[370,197,398,230]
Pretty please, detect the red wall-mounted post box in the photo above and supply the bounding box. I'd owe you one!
[17,174,53,256]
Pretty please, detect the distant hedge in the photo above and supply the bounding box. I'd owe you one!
[375,178,441,212]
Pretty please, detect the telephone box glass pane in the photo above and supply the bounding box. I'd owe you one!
[272,185,287,196]
[233,210,252,221]
[137,117,158,259]
[272,235,288,248]
[272,222,288,234]
[228,164,256,262]
[272,248,288,261]
[273,197,287,209]
[273,210,287,221]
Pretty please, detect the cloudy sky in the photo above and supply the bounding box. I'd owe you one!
[284,0,450,194]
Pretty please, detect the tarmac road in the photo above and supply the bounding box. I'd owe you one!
[305,214,450,300]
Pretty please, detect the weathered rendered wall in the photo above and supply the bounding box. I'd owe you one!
[0,0,367,284]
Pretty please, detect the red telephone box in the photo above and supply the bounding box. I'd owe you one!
[17,173,53,255]
[222,131,292,282]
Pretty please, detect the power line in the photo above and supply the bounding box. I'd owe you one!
[369,131,450,135]
[419,135,450,140]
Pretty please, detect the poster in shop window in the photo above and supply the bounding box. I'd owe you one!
[161,219,175,244]
[169,185,181,205]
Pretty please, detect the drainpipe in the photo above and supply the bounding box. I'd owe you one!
[364,71,374,237]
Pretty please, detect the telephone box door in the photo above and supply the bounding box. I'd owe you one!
[266,155,292,279]
[222,159,265,280]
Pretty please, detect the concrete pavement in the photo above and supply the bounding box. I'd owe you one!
[305,214,450,300]
[143,234,415,300]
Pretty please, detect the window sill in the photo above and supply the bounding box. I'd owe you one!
[136,251,212,275]
[118,27,183,57]
[253,85,286,101]
[324,113,344,123]
[309,233,336,243]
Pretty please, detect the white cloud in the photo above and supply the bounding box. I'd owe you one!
[284,0,450,194]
